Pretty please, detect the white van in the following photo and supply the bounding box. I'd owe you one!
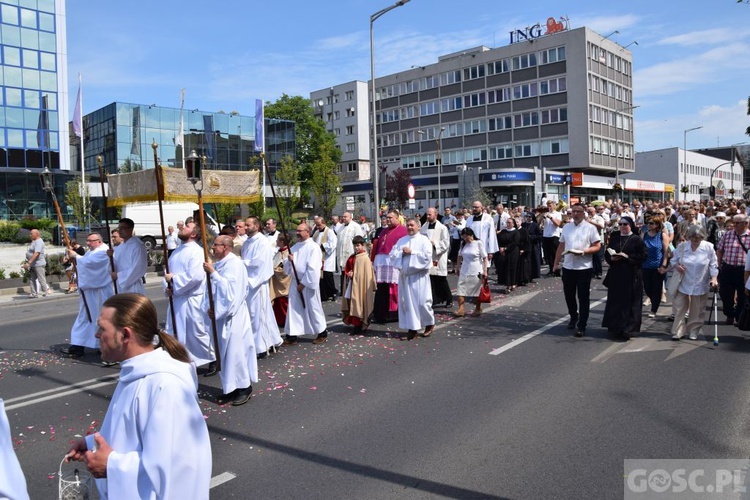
[122,202,219,250]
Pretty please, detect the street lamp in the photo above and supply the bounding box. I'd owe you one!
[370,0,410,217]
[418,127,445,208]
[730,142,747,198]
[683,126,703,200]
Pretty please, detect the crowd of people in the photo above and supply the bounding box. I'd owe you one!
[11,196,750,497]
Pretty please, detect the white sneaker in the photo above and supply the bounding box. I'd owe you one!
[647,312,656,318]
[689,332,698,340]
[643,298,651,306]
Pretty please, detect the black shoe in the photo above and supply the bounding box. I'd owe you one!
[351,326,363,336]
[257,351,268,360]
[594,274,602,280]
[575,328,585,337]
[445,301,453,309]
[621,331,631,341]
[406,330,418,341]
[232,387,253,406]
[217,390,236,405]
[567,319,577,330]
[204,362,218,377]
[282,336,298,346]
[60,346,85,358]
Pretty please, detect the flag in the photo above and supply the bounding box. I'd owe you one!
[175,89,185,168]
[37,94,49,149]
[254,99,264,152]
[203,114,215,161]
[72,81,82,138]
[130,107,141,156]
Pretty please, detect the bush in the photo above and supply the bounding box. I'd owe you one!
[9,271,21,279]
[46,253,64,275]
[147,250,165,267]
[18,217,56,231]
[0,269,5,280]
[0,220,20,242]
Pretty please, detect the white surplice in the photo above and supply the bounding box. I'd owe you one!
[85,348,211,500]
[336,222,362,270]
[72,244,114,348]
[313,226,338,273]
[0,399,29,500]
[164,241,214,366]
[284,238,328,336]
[113,236,147,294]
[419,220,450,276]
[205,253,258,394]
[241,233,283,353]
[389,233,435,330]
[465,213,499,256]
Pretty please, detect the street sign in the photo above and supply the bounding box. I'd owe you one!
[407,183,415,198]
[408,199,416,209]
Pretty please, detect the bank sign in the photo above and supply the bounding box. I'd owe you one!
[510,16,569,44]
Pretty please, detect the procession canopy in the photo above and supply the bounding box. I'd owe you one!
[106,167,261,207]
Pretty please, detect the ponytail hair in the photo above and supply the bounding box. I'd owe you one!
[102,294,190,363]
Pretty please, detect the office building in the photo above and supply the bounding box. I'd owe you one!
[0,0,70,219]
[312,23,636,214]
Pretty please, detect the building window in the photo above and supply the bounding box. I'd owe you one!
[345,143,355,153]
[465,120,486,134]
[346,107,355,117]
[541,138,569,155]
[489,115,512,131]
[345,90,354,100]
[487,59,509,75]
[488,87,511,103]
[540,77,566,95]
[513,111,539,128]
[400,130,416,144]
[447,123,463,137]
[540,46,566,64]
[420,100,439,116]
[334,128,340,136]
[381,109,399,123]
[463,92,486,108]
[463,64,485,80]
[511,53,537,70]
[441,97,462,112]
[347,162,356,172]
[420,75,439,90]
[514,142,539,157]
[541,107,567,124]
[440,70,461,86]
[464,148,487,162]
[512,83,538,100]
[346,125,354,135]
[401,105,417,119]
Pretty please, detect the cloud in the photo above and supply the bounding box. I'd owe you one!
[634,42,750,97]
[570,14,641,35]
[657,28,745,47]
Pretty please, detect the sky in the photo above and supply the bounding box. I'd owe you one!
[65,0,750,153]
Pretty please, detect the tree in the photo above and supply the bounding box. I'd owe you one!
[309,141,340,220]
[385,168,412,210]
[272,155,301,226]
[64,178,94,227]
[264,94,340,201]
[119,158,143,173]
[464,186,492,210]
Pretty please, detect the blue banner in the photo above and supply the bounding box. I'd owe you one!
[254,99,264,152]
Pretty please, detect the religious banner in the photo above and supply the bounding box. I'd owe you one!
[107,167,261,206]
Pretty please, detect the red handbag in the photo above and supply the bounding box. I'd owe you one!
[478,277,491,304]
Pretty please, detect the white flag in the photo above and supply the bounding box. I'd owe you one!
[72,78,82,138]
[176,88,185,148]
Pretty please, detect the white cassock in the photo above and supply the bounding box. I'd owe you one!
[164,241,214,366]
[85,348,211,499]
[284,238,327,336]
[0,399,29,500]
[72,245,114,348]
[465,213,499,256]
[205,253,258,394]
[113,236,147,294]
[390,233,435,331]
[336,222,362,271]
[314,227,338,273]
[419,220,450,277]
[241,233,283,353]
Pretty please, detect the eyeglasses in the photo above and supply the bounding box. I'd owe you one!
[86,238,100,242]
[618,222,630,226]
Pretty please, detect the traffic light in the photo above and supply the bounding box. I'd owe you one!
[709,186,716,198]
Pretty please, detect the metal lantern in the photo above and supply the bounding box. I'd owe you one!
[39,167,54,192]
[185,149,202,183]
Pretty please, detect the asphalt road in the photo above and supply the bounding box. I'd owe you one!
[2,273,750,499]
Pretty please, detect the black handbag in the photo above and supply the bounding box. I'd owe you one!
[738,302,750,332]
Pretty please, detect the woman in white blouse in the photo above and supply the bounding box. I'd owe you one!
[669,225,718,340]
[455,227,489,317]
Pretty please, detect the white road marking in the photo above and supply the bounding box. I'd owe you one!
[4,376,120,411]
[591,336,701,363]
[210,471,236,488]
[489,298,607,356]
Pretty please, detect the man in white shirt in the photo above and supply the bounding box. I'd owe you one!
[265,218,280,246]
[390,218,435,340]
[420,208,452,308]
[465,201,498,261]
[166,225,180,257]
[111,218,148,294]
[542,200,563,276]
[553,203,602,337]
[312,216,338,301]
[335,212,362,290]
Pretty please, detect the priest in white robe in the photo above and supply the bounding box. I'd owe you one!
[284,222,329,344]
[66,294,211,499]
[335,212,362,287]
[312,216,338,301]
[465,201,498,258]
[419,207,453,308]
[389,218,435,340]
[241,216,283,356]
[1,399,29,500]
[62,233,114,357]
[164,222,214,367]
[110,218,147,294]
[204,235,257,406]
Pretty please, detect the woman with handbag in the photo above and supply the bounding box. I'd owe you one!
[641,215,670,318]
[455,227,489,318]
[668,225,719,340]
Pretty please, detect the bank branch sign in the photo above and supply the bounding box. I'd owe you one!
[510,16,569,44]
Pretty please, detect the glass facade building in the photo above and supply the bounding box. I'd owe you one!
[0,0,70,220]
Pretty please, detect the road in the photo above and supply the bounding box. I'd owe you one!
[2,274,750,499]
